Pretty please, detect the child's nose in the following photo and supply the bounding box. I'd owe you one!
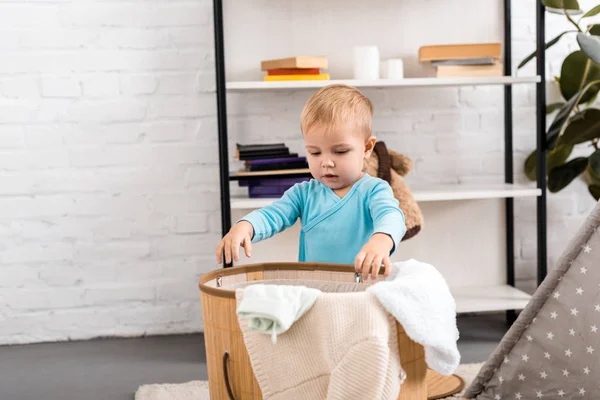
[321,158,334,168]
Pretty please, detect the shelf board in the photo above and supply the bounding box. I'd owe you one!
[226,76,541,91]
[452,284,532,314]
[230,183,541,209]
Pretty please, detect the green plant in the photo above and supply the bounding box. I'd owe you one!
[521,0,600,199]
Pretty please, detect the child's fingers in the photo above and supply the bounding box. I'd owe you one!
[224,239,232,264]
[354,251,366,273]
[215,241,224,264]
[242,236,253,258]
[382,256,392,278]
[361,253,376,280]
[371,256,383,280]
[231,238,241,262]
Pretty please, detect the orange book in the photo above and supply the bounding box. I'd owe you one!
[267,68,320,75]
[419,43,502,62]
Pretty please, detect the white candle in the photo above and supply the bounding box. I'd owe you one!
[353,46,380,80]
[386,59,404,79]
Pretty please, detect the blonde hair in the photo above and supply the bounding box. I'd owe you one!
[300,84,373,137]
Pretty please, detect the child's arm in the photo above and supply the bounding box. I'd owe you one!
[355,182,406,279]
[216,185,303,264]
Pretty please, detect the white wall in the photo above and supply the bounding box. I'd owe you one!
[0,0,596,345]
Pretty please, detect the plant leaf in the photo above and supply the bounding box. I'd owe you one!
[547,102,566,114]
[560,109,600,145]
[524,150,537,181]
[559,51,600,103]
[587,163,600,185]
[589,184,600,199]
[590,24,600,35]
[582,4,600,18]
[523,144,573,181]
[542,0,580,9]
[517,31,576,69]
[589,149,600,175]
[549,144,575,171]
[546,7,584,15]
[548,89,584,147]
[577,33,600,63]
[548,79,600,148]
[548,157,588,192]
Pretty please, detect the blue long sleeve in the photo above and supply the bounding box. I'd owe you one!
[368,181,406,254]
[236,174,406,264]
[239,185,303,242]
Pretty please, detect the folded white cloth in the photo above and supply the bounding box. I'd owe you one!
[236,284,321,344]
[367,259,461,375]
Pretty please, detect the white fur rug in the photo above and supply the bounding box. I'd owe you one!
[135,363,483,400]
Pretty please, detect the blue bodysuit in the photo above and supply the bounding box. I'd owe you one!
[240,173,406,265]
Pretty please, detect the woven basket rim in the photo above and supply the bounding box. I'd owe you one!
[198,262,364,299]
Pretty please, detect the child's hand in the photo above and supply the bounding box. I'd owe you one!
[216,221,254,264]
[354,233,394,280]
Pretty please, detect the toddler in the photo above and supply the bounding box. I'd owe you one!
[216,84,406,280]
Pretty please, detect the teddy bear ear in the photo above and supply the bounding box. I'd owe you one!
[389,149,413,177]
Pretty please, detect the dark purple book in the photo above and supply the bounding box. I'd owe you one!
[249,186,289,196]
[245,157,307,165]
[238,177,310,187]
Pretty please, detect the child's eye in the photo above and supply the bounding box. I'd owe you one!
[309,152,321,156]
[335,150,349,154]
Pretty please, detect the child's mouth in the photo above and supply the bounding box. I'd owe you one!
[323,174,338,181]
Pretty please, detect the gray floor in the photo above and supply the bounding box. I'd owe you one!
[0,313,509,400]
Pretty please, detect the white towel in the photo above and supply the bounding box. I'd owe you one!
[367,259,461,375]
[236,284,321,344]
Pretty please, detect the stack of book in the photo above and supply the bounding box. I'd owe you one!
[233,143,311,198]
[418,43,503,78]
[261,56,330,82]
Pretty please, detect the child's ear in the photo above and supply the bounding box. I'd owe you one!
[364,136,377,158]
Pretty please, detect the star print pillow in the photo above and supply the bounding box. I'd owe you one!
[465,202,600,399]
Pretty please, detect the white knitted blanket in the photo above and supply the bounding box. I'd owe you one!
[235,289,403,400]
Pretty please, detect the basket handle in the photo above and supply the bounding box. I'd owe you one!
[222,351,236,400]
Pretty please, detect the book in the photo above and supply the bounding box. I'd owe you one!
[436,60,503,78]
[261,56,328,71]
[431,57,496,67]
[267,68,321,75]
[238,177,310,187]
[236,150,296,161]
[245,156,306,165]
[264,73,330,82]
[419,43,502,62]
[236,143,286,151]
[235,143,293,160]
[232,168,311,177]
[245,157,308,171]
[248,161,309,172]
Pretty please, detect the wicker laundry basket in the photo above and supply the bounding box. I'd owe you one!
[199,262,462,400]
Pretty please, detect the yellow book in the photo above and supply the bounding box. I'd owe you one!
[263,73,330,81]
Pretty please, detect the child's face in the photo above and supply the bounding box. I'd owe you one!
[304,123,375,192]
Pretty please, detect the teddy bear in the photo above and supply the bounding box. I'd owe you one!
[363,142,423,241]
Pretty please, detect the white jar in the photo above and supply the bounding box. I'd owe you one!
[353,46,380,80]
[386,59,404,79]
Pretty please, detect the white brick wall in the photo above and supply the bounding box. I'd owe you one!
[0,0,597,345]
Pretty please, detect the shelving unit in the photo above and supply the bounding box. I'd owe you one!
[211,0,548,317]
